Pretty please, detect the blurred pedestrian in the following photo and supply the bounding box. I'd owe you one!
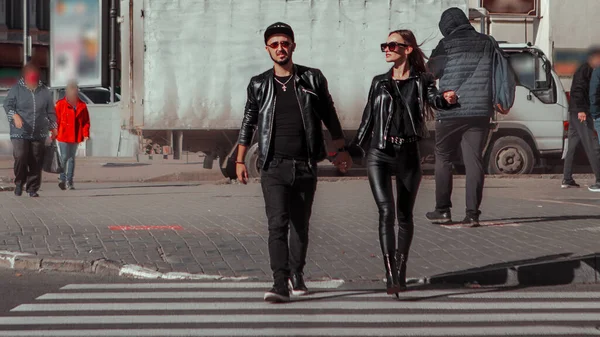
[589,52,600,144]
[3,63,57,197]
[562,46,600,192]
[351,29,457,296]
[55,80,90,190]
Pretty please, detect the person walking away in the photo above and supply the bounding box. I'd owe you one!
[425,7,499,227]
[55,80,90,190]
[562,46,600,192]
[589,54,600,144]
[351,30,457,296]
[3,63,57,197]
[236,22,351,303]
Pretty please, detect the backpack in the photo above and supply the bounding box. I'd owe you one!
[489,36,518,114]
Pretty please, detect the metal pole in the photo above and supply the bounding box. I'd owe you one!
[23,0,29,65]
[109,0,117,103]
[480,16,486,35]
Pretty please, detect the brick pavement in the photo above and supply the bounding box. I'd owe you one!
[0,177,598,282]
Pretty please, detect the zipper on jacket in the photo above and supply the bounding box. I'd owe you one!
[381,86,394,143]
[295,82,312,160]
[30,89,36,135]
[264,96,276,167]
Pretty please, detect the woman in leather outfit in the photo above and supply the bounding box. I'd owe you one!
[351,30,457,296]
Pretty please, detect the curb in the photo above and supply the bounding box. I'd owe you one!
[423,253,600,287]
[1,249,596,287]
[0,251,254,281]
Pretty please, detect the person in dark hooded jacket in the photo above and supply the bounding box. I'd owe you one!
[425,7,497,227]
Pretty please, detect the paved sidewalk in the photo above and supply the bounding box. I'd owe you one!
[0,156,224,184]
[0,177,598,282]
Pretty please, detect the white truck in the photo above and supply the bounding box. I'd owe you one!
[116,0,567,178]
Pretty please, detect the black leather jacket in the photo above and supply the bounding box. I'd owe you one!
[351,69,451,153]
[238,65,344,169]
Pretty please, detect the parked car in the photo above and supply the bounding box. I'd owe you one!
[57,87,120,104]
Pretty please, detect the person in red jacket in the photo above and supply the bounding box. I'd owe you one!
[55,80,90,190]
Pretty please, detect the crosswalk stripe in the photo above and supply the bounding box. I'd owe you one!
[0,313,599,325]
[38,290,600,300]
[12,301,600,312]
[0,326,598,336]
[60,281,343,290]
[451,291,600,299]
[36,290,451,300]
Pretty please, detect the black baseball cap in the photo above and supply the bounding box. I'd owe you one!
[264,22,295,44]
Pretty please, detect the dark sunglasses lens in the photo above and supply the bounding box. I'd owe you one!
[268,41,291,49]
[380,43,387,52]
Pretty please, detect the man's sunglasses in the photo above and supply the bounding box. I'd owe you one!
[380,42,410,52]
[267,41,292,49]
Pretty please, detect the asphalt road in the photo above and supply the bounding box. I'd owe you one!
[0,269,599,336]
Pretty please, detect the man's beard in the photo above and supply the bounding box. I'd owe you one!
[271,54,291,66]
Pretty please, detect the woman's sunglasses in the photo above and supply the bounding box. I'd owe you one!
[267,41,292,49]
[380,42,410,52]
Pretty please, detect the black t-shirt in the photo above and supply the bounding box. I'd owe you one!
[389,79,418,138]
[270,75,308,159]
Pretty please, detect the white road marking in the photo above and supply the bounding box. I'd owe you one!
[0,327,597,336]
[12,301,600,312]
[0,313,598,325]
[60,281,344,290]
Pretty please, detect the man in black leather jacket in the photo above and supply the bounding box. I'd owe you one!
[236,22,351,303]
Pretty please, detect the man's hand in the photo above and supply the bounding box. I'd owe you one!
[443,91,458,105]
[13,114,23,129]
[84,137,89,141]
[236,162,248,185]
[578,112,587,123]
[496,104,510,115]
[333,151,352,173]
[50,129,58,140]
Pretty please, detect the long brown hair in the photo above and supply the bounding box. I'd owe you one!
[388,29,428,74]
[388,29,434,121]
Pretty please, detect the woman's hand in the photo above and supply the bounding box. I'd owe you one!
[236,163,248,185]
[443,91,458,105]
[13,114,23,129]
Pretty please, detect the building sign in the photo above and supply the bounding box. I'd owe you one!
[481,0,538,16]
[49,0,104,88]
[554,48,588,78]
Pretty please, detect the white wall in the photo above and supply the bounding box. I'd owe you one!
[138,0,468,131]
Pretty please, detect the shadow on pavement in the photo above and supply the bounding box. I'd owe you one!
[428,253,600,287]
[484,214,600,225]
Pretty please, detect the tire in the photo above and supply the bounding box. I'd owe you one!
[218,154,237,179]
[244,143,261,178]
[487,136,535,175]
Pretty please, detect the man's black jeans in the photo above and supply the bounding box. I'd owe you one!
[563,113,600,183]
[260,158,317,285]
[434,117,489,217]
[12,139,45,193]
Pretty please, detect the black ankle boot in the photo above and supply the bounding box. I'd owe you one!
[396,252,408,291]
[383,254,401,296]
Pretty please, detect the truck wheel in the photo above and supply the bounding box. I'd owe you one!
[218,155,237,179]
[244,143,261,178]
[487,136,535,175]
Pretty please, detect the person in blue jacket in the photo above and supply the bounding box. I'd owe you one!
[590,65,600,142]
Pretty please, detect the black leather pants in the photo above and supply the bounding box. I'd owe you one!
[367,142,422,256]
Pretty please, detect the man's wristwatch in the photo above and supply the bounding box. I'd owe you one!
[337,146,348,153]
